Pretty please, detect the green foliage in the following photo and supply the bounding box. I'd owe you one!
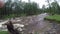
[45,0,60,14]
[45,14,60,22]
[0,31,8,34]
[0,0,40,19]
[0,0,60,19]
[24,2,39,15]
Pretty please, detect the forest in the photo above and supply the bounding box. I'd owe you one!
[0,0,60,19]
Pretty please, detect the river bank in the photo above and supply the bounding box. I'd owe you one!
[0,13,60,34]
[44,14,60,34]
[44,14,60,23]
[0,13,50,34]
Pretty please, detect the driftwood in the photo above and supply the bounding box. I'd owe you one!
[5,20,20,34]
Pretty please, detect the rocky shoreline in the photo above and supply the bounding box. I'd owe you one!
[0,13,60,34]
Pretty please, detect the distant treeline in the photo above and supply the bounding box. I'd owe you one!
[0,0,60,19]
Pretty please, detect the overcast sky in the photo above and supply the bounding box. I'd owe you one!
[4,0,60,8]
[22,0,60,8]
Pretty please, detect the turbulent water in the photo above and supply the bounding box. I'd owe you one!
[0,13,60,34]
[44,21,60,34]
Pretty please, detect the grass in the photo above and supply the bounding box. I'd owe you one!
[0,31,8,34]
[2,14,27,19]
[45,14,60,22]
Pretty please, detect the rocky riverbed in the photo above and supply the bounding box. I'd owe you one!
[0,13,60,34]
[44,20,60,34]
